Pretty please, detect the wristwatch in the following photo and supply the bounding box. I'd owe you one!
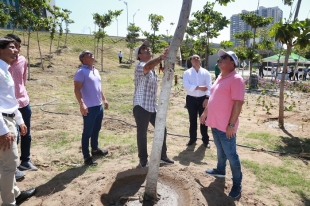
[205,96,209,100]
[228,122,235,127]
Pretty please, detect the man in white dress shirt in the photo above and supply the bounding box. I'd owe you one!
[183,54,212,148]
[0,37,36,205]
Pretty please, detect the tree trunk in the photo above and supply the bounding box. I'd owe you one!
[144,0,192,200]
[36,32,44,70]
[279,44,292,127]
[64,32,68,47]
[49,38,53,57]
[278,0,302,127]
[101,37,104,72]
[27,30,31,80]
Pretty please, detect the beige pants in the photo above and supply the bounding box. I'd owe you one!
[0,116,20,206]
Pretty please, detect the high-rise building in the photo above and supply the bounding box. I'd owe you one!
[0,0,55,30]
[230,6,283,48]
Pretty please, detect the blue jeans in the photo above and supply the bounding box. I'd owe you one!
[19,104,32,163]
[81,105,103,159]
[211,128,242,185]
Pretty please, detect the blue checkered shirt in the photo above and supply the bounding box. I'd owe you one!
[133,61,158,112]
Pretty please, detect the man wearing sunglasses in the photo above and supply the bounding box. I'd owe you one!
[74,50,109,166]
[183,55,212,148]
[200,49,245,199]
[133,40,174,168]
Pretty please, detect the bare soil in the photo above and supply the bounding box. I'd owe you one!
[13,76,310,206]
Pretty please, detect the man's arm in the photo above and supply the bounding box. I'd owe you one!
[101,91,108,109]
[226,100,244,138]
[74,81,88,116]
[143,47,169,74]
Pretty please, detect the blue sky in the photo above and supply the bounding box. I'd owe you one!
[56,0,309,43]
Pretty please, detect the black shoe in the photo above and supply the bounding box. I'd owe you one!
[160,157,174,165]
[84,157,98,166]
[15,169,25,181]
[91,149,108,156]
[16,188,36,204]
[186,140,196,146]
[136,160,149,168]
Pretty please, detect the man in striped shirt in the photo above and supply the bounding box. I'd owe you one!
[133,40,174,168]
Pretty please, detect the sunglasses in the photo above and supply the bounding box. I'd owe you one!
[192,57,200,60]
[220,55,231,59]
[81,52,93,58]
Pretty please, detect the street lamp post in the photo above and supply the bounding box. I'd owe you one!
[133,9,140,24]
[116,19,118,36]
[119,0,128,28]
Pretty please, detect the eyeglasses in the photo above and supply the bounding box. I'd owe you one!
[192,57,200,60]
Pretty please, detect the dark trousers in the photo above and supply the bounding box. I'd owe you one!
[186,95,209,143]
[133,105,167,165]
[119,57,122,63]
[259,69,264,78]
[18,104,32,163]
[81,105,103,159]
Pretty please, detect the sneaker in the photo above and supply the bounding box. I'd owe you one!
[229,185,242,199]
[91,149,108,156]
[160,157,174,165]
[19,161,38,171]
[203,142,210,148]
[15,169,25,181]
[136,161,149,168]
[84,157,98,166]
[205,168,226,178]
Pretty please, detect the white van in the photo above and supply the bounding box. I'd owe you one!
[263,66,275,76]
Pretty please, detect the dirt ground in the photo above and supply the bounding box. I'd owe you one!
[8,75,309,206]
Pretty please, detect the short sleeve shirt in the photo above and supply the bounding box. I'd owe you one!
[206,70,245,133]
[133,61,158,112]
[74,65,102,108]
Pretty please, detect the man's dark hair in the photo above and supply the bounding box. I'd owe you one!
[0,37,16,49]
[5,34,21,43]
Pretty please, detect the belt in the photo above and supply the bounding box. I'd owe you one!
[2,113,15,118]
[187,95,206,99]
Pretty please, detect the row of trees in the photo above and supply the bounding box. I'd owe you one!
[0,0,74,77]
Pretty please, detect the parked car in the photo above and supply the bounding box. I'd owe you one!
[263,66,275,76]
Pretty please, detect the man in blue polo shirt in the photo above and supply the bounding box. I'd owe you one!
[74,50,109,166]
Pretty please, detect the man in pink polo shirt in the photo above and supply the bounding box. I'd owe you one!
[200,49,245,199]
[6,34,38,178]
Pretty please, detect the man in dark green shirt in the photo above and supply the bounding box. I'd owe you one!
[214,60,220,80]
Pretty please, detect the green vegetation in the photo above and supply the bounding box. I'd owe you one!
[242,159,310,199]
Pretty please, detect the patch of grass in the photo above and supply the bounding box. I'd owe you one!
[242,159,310,199]
[245,132,281,151]
[45,131,75,150]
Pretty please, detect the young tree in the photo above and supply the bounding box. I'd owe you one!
[0,2,11,28]
[17,0,50,79]
[270,1,309,127]
[187,2,229,69]
[126,23,140,63]
[144,0,193,202]
[142,14,167,56]
[239,12,273,87]
[93,10,122,71]
[180,34,195,68]
[63,9,74,48]
[48,5,62,57]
